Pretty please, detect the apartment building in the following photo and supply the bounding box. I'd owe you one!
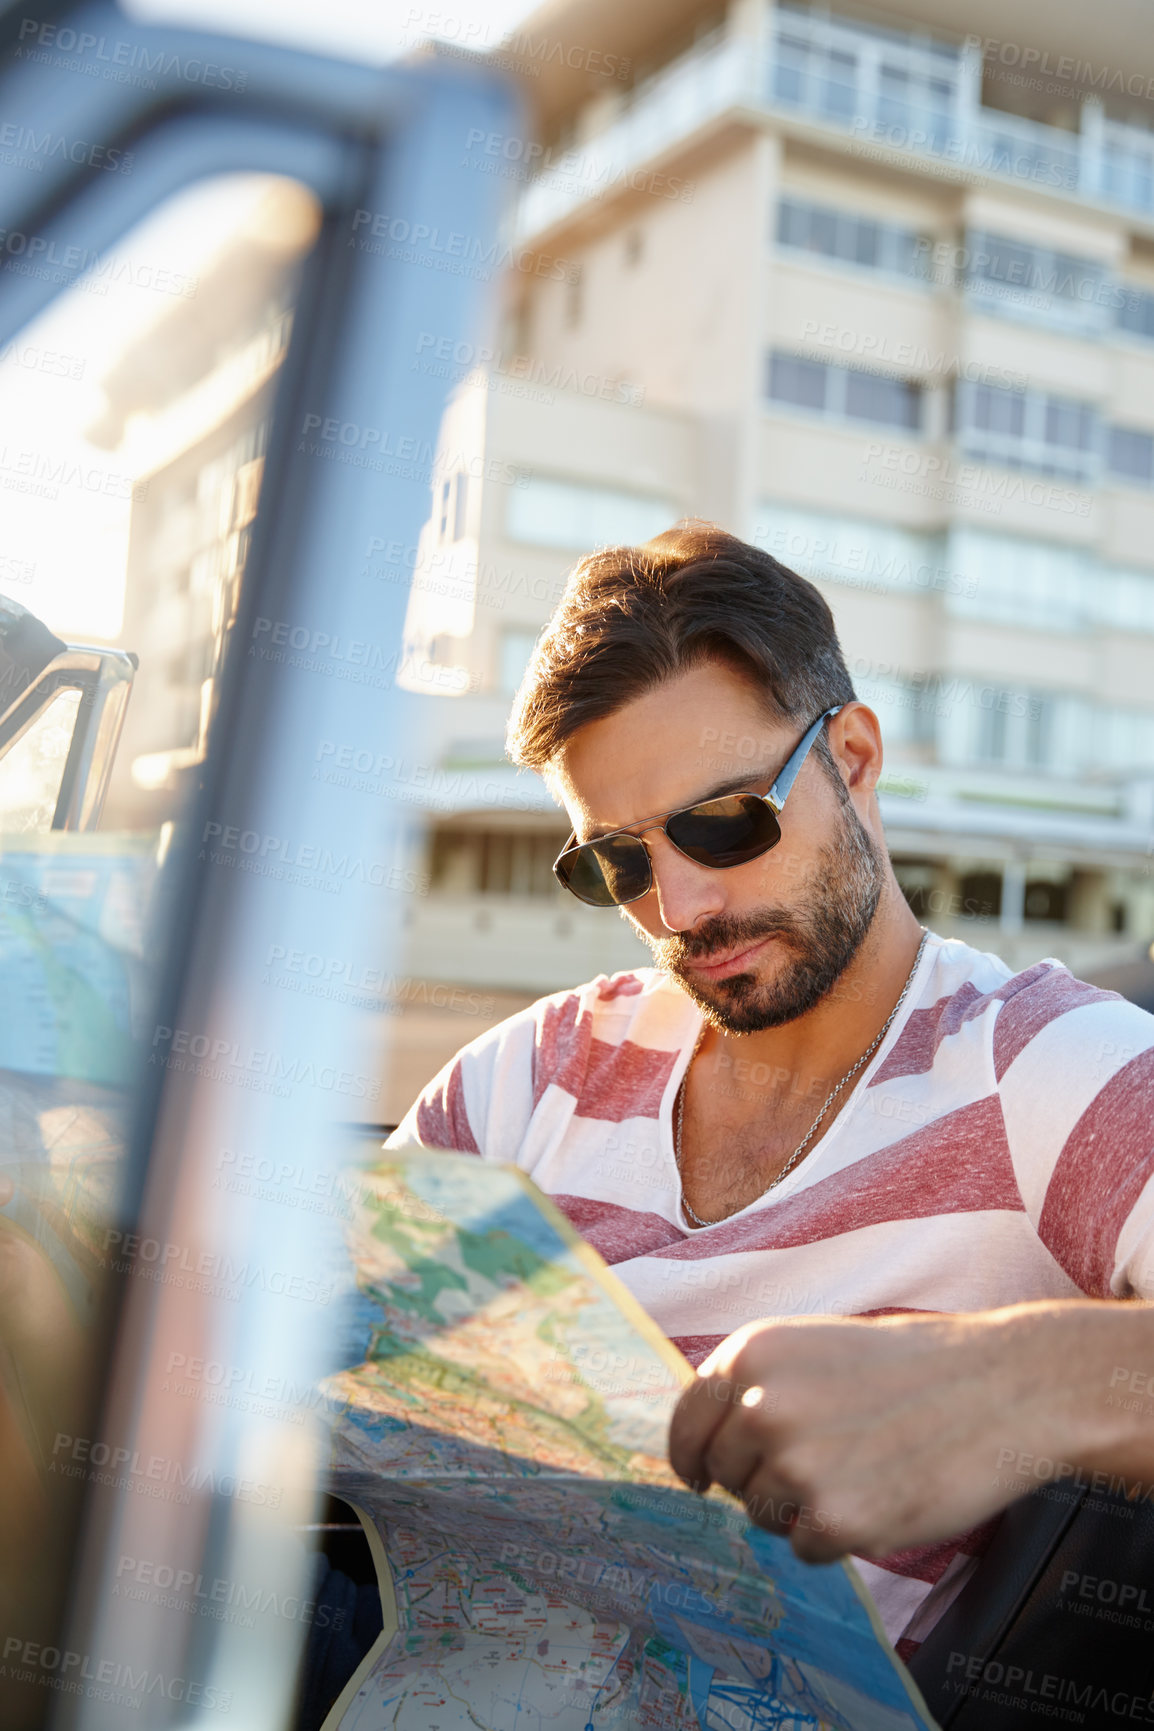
[392,0,1154,1026]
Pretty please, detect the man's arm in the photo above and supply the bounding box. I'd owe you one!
[668,1299,1154,1563]
[384,1002,540,1159]
[388,1050,482,1154]
[669,974,1154,1561]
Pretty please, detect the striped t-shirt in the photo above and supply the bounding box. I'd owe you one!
[387,932,1154,1656]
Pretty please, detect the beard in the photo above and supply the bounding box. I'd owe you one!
[633,786,886,1034]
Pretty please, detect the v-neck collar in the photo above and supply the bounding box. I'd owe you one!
[660,934,942,1231]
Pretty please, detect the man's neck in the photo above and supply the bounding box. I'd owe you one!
[674,884,927,1223]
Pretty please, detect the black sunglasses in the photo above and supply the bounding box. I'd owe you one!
[553,706,842,909]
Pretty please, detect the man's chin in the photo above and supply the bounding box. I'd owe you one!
[671,965,783,1033]
[670,956,833,1034]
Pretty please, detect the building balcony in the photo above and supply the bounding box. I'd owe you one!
[514,5,1154,243]
[515,30,756,241]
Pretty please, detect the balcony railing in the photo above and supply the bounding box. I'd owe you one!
[961,230,1116,338]
[515,32,754,240]
[514,5,1154,240]
[1099,117,1154,210]
[967,110,1082,194]
[770,6,966,156]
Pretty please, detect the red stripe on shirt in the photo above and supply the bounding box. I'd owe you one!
[575,1038,680,1121]
[864,1515,1001,1584]
[869,963,1088,1092]
[869,964,1110,1091]
[869,982,986,1088]
[551,1194,687,1263]
[669,1316,941,1368]
[993,969,1120,1081]
[669,1333,728,1367]
[856,1306,945,1319]
[596,972,645,1000]
[1037,1047,1154,1294]
[415,1060,480,1155]
[533,993,680,1120]
[650,1094,1021,1263]
[533,994,586,1109]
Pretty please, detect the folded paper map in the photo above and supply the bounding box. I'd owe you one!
[320,1150,940,1731]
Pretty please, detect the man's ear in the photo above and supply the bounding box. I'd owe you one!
[829,703,883,795]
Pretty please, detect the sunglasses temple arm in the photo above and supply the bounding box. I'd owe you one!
[766,704,843,810]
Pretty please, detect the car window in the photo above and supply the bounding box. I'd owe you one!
[0,170,320,1724]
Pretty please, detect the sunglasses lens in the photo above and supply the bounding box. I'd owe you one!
[667,795,781,866]
[557,835,651,907]
[557,795,779,906]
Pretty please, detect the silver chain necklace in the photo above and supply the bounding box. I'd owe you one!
[674,929,929,1229]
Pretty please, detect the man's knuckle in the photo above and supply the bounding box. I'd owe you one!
[770,1443,809,1489]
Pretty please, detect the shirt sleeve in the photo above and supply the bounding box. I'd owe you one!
[994,970,1154,1299]
[386,1048,482,1155]
[384,1002,541,1163]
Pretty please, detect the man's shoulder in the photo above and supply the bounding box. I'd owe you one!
[455,967,692,1069]
[917,935,1154,1083]
[524,966,690,1047]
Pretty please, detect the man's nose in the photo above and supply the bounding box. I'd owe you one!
[645,831,726,934]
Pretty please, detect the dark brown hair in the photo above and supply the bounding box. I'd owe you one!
[506,521,855,773]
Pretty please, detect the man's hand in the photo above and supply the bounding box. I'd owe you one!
[667,1303,1154,1563]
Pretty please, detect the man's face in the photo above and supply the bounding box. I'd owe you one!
[552,661,887,1034]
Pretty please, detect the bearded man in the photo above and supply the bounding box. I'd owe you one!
[388,523,1154,1666]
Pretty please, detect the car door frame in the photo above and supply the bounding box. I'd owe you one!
[0,9,520,1726]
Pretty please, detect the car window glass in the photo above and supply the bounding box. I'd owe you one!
[0,170,320,1719]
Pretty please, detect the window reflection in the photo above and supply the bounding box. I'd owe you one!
[0,171,319,1724]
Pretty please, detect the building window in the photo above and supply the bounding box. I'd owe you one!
[1024,879,1068,922]
[755,502,959,598]
[506,475,675,552]
[963,230,1113,334]
[974,688,1049,771]
[959,871,1001,919]
[1107,425,1154,487]
[955,381,1099,484]
[771,5,961,153]
[937,669,1154,777]
[767,352,827,412]
[844,368,921,428]
[763,515,1154,638]
[437,471,469,543]
[1115,285,1154,341]
[429,826,569,898]
[947,527,1089,630]
[776,195,930,281]
[767,349,922,430]
[892,860,940,918]
[1103,567,1154,632]
[851,674,937,747]
[772,23,858,124]
[970,382,1025,439]
[1045,397,1096,453]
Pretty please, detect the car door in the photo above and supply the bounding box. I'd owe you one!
[0,7,517,1725]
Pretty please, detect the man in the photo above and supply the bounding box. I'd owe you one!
[388,523,1154,1661]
